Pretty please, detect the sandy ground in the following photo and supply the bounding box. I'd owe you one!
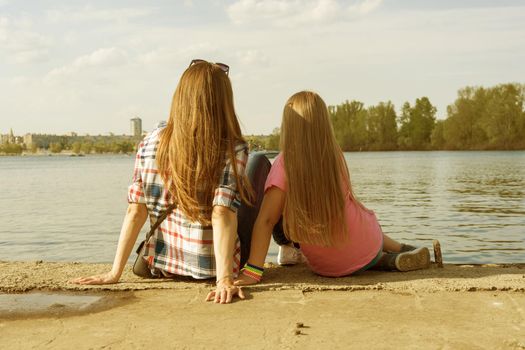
[1,261,524,349]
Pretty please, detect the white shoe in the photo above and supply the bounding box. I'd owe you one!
[277,244,306,265]
[395,247,431,272]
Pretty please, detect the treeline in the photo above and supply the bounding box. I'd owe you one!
[0,136,140,155]
[4,83,524,155]
[329,97,439,151]
[254,83,524,152]
[246,128,280,151]
[48,140,136,154]
[32,135,140,154]
[329,83,525,151]
[434,84,525,149]
[0,143,24,155]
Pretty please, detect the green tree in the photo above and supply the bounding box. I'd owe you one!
[94,142,108,154]
[49,142,63,153]
[0,143,23,155]
[264,128,280,150]
[81,142,93,154]
[245,136,265,151]
[431,120,446,149]
[443,83,525,150]
[398,97,437,150]
[367,101,398,150]
[443,86,488,149]
[481,83,525,149]
[71,142,82,154]
[330,100,368,151]
[110,141,135,153]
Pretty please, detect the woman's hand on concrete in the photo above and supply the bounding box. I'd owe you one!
[70,271,119,285]
[205,278,245,304]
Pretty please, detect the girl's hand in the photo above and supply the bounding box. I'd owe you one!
[234,273,259,286]
[70,271,119,285]
[205,278,245,304]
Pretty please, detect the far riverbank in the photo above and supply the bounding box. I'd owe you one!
[0,151,134,157]
[3,148,525,157]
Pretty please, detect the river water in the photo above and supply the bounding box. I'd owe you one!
[0,151,523,264]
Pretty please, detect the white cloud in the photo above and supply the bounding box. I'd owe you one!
[227,0,382,26]
[74,47,127,67]
[351,0,382,15]
[46,6,155,23]
[138,43,219,66]
[2,2,524,136]
[0,16,52,64]
[46,47,128,82]
[236,50,269,66]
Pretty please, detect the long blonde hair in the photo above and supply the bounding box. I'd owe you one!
[156,61,252,224]
[281,91,357,247]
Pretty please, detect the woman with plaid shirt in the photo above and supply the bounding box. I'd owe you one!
[73,60,253,304]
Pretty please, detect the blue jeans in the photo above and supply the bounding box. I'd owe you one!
[237,152,291,266]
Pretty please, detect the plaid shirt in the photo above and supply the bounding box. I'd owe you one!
[128,124,247,279]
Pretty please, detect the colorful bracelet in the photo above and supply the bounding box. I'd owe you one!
[241,263,264,282]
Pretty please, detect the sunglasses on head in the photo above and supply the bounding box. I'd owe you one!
[189,59,229,75]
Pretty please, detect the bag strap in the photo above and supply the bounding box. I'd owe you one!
[144,202,178,242]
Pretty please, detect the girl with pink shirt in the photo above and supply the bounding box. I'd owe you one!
[236,91,430,285]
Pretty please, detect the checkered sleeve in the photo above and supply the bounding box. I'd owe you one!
[212,143,248,212]
[127,141,147,204]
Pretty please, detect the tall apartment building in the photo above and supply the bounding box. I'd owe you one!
[23,134,33,148]
[130,117,142,137]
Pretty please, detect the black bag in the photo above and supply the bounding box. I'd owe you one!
[133,203,177,278]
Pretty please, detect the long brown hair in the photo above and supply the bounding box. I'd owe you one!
[156,61,252,224]
[281,91,358,247]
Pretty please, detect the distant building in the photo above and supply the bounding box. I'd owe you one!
[8,128,15,143]
[24,133,33,148]
[130,117,142,137]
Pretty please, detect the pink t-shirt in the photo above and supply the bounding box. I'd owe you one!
[265,154,383,277]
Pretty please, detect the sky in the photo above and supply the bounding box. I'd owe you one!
[0,0,524,136]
